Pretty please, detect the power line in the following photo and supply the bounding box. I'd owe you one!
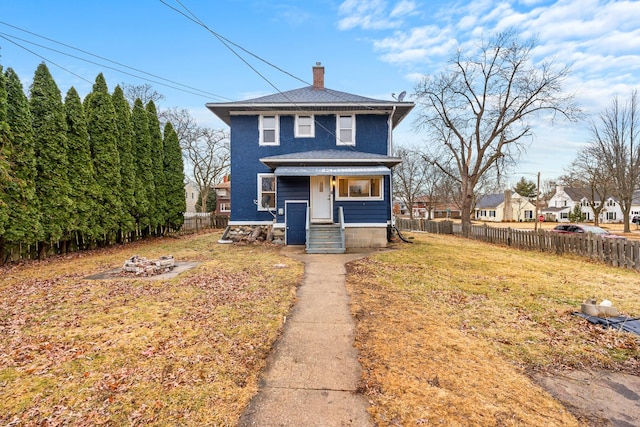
[0,34,93,85]
[0,21,233,102]
[159,0,375,147]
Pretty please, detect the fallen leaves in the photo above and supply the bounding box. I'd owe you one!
[0,231,303,426]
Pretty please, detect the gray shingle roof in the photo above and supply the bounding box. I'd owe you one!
[476,193,505,209]
[206,86,414,128]
[246,86,393,104]
[260,149,401,168]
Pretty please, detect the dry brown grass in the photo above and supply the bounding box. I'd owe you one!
[0,232,303,426]
[346,232,640,426]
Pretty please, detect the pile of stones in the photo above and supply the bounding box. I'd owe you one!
[121,255,175,276]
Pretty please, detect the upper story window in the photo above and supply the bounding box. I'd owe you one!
[336,177,382,201]
[260,115,279,146]
[336,115,355,145]
[295,115,315,138]
[258,174,276,210]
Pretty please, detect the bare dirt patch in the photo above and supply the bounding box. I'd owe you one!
[84,261,201,281]
[533,370,640,427]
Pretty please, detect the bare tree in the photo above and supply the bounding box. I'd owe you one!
[121,83,165,107]
[587,90,640,232]
[413,30,579,235]
[161,107,231,213]
[393,148,429,219]
[184,127,230,213]
[563,147,613,226]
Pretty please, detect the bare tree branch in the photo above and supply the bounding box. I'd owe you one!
[413,29,580,234]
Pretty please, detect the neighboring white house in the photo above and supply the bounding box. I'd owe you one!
[542,186,625,223]
[475,190,536,222]
[184,182,198,213]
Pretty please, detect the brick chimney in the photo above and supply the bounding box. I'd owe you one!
[312,62,324,90]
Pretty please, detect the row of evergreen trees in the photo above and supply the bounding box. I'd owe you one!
[0,63,186,262]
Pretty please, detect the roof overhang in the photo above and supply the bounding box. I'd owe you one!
[206,102,414,128]
[260,149,402,169]
[274,165,391,176]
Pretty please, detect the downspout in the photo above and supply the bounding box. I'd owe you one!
[388,106,396,227]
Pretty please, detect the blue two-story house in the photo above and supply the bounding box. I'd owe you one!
[206,63,414,252]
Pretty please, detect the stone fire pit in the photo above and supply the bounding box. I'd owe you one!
[121,255,175,277]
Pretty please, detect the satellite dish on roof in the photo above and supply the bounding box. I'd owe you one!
[392,91,407,102]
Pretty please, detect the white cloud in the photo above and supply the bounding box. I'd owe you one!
[390,0,417,18]
[336,0,640,178]
[337,0,417,30]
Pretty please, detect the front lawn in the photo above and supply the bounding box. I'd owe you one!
[347,233,640,426]
[0,232,302,426]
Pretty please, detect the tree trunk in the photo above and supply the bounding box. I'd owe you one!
[460,175,474,237]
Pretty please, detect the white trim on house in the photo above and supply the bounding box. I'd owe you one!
[294,114,315,138]
[344,223,388,228]
[259,114,279,146]
[335,176,383,201]
[228,221,275,226]
[336,114,355,146]
[257,173,276,211]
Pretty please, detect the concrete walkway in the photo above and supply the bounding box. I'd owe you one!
[238,249,373,427]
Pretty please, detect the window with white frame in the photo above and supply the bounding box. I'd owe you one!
[336,177,382,200]
[606,211,617,220]
[489,210,496,217]
[525,210,533,219]
[219,203,231,212]
[260,115,279,146]
[560,212,568,219]
[336,114,355,145]
[257,174,276,210]
[295,115,314,138]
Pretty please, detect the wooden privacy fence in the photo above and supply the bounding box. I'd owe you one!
[181,213,229,234]
[395,218,640,271]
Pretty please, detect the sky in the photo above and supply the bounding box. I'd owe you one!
[1,0,639,187]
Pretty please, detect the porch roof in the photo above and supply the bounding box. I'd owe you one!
[274,165,391,176]
[260,149,401,168]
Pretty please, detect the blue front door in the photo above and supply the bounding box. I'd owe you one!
[286,202,307,245]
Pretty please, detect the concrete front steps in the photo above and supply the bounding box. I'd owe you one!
[306,224,345,254]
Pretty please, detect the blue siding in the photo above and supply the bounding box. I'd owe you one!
[229,113,392,223]
[334,177,391,224]
[230,115,274,222]
[355,115,389,155]
[276,177,309,224]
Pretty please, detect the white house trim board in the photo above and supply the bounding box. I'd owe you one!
[228,221,275,226]
[344,223,388,228]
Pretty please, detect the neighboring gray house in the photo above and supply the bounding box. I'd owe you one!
[475,190,536,222]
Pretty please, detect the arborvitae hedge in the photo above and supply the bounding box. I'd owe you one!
[29,63,73,249]
[0,63,187,261]
[112,85,137,237]
[3,68,41,252]
[163,122,186,229]
[131,98,154,232]
[65,86,100,246]
[85,74,123,244]
[146,100,167,232]
[0,66,10,239]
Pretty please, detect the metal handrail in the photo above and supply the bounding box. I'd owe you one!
[305,206,311,251]
[338,206,345,249]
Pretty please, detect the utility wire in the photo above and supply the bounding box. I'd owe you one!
[160,0,364,146]
[164,0,309,87]
[0,21,232,102]
[0,34,93,85]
